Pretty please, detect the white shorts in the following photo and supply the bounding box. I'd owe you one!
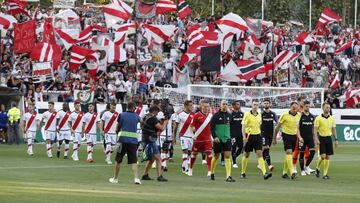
[180,137,193,150]
[44,130,56,141]
[26,131,36,140]
[58,130,71,141]
[73,132,83,144]
[86,133,97,145]
[105,133,117,145]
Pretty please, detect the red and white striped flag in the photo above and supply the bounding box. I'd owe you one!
[216,12,248,39]
[220,32,234,53]
[143,24,176,43]
[77,26,93,44]
[177,0,191,19]
[70,46,98,70]
[113,23,136,44]
[344,88,360,108]
[330,72,340,89]
[30,42,53,62]
[316,7,342,28]
[156,0,177,15]
[6,0,29,17]
[104,1,133,28]
[235,59,265,81]
[293,32,314,45]
[0,13,17,30]
[55,28,78,50]
[186,24,203,45]
[274,50,299,68]
[335,40,352,55]
[245,34,261,46]
[107,41,127,63]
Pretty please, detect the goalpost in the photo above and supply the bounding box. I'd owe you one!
[165,84,325,110]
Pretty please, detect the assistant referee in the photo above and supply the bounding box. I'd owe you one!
[241,100,272,180]
[314,103,338,180]
[273,102,303,180]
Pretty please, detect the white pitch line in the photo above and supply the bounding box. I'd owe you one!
[0,164,112,170]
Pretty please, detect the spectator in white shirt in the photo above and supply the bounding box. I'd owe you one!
[163,54,174,81]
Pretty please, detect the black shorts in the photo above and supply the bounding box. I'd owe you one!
[115,142,138,164]
[213,140,232,154]
[244,134,263,152]
[0,126,7,132]
[299,137,315,151]
[319,136,334,156]
[231,135,243,148]
[282,133,297,152]
[261,133,273,147]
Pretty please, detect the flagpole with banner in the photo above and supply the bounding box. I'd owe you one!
[261,0,264,21]
[355,0,358,29]
[309,0,312,30]
[271,32,275,86]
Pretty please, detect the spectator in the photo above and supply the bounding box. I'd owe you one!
[0,104,8,144]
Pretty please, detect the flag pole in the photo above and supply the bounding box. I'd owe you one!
[355,0,358,29]
[271,32,275,86]
[211,0,215,16]
[134,0,138,71]
[309,0,312,30]
[261,0,264,21]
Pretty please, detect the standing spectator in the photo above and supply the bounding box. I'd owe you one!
[7,103,21,145]
[137,68,147,100]
[163,53,174,81]
[0,104,8,143]
[34,86,44,103]
[125,76,134,95]
[115,75,127,104]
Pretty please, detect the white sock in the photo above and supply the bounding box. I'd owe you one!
[72,143,78,157]
[161,153,167,167]
[46,143,52,155]
[64,144,70,156]
[106,144,112,160]
[87,144,92,160]
[27,139,33,152]
[182,153,189,170]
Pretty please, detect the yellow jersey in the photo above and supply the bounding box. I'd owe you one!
[279,111,301,135]
[242,111,262,135]
[314,114,336,137]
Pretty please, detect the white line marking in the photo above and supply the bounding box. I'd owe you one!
[0,164,112,170]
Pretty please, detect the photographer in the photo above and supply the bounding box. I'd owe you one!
[141,106,169,182]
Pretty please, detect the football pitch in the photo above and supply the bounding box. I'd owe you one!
[0,144,359,203]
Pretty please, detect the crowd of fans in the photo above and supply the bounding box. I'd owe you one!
[0,4,360,109]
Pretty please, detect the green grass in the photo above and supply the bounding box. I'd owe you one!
[0,143,360,203]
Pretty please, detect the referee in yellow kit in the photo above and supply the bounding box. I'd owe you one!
[314,103,338,180]
[241,100,272,180]
[273,102,303,180]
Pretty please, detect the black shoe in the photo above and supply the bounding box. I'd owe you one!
[142,174,152,180]
[282,174,290,179]
[264,173,272,180]
[315,169,320,178]
[157,175,168,182]
[323,175,330,180]
[226,176,236,182]
[64,156,68,159]
[163,167,168,172]
[240,173,246,179]
[182,167,186,173]
[210,174,215,181]
[56,151,60,158]
[291,173,297,180]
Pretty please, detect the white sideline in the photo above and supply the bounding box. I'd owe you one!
[0,164,111,170]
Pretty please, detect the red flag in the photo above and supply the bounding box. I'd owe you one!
[156,0,177,15]
[335,40,352,55]
[316,7,342,28]
[177,0,191,19]
[70,46,98,71]
[43,18,56,44]
[14,20,36,54]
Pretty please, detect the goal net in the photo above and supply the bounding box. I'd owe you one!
[164,84,325,110]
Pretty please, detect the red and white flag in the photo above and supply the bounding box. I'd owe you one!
[55,28,78,50]
[177,0,191,19]
[186,24,203,45]
[274,50,299,68]
[316,7,342,28]
[293,32,314,45]
[113,23,136,44]
[6,0,29,17]
[77,26,93,44]
[344,88,360,107]
[220,32,234,53]
[104,1,133,28]
[221,59,265,82]
[0,13,17,30]
[143,24,176,43]
[107,41,127,63]
[156,0,177,15]
[30,42,53,62]
[335,40,352,55]
[70,45,98,70]
[216,13,248,39]
[330,72,340,89]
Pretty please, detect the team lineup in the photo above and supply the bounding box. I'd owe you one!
[22,97,339,185]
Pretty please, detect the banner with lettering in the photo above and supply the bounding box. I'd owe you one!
[14,20,36,54]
